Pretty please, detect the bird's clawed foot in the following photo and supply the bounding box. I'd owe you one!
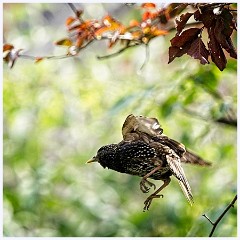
[143,194,164,211]
[140,178,156,193]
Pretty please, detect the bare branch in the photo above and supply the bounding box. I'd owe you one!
[182,108,237,128]
[202,214,214,225]
[67,3,84,22]
[97,44,140,60]
[216,117,237,127]
[202,194,237,237]
[139,44,150,72]
[67,3,78,15]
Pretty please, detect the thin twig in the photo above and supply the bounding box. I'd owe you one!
[97,44,140,60]
[67,3,78,16]
[202,195,237,237]
[67,3,83,22]
[202,214,214,225]
[183,107,237,128]
[19,54,72,60]
[139,44,150,71]
[18,39,95,62]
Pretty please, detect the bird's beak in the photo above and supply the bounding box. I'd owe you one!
[86,156,98,164]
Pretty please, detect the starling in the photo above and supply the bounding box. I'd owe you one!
[87,114,211,211]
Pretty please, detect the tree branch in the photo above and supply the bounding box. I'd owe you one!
[139,43,150,72]
[202,194,237,237]
[96,43,140,60]
[67,3,78,15]
[216,117,237,127]
[67,3,84,22]
[182,108,237,128]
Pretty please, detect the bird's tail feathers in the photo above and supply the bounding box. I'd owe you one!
[177,178,194,205]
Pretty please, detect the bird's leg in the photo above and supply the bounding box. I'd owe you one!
[140,165,162,193]
[143,178,171,211]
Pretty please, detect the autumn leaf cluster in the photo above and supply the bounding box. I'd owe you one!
[169,3,237,71]
[3,3,237,71]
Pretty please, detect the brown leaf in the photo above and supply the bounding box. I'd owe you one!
[170,28,201,47]
[176,12,193,33]
[3,48,23,68]
[150,26,168,36]
[214,18,237,58]
[3,43,14,52]
[225,37,237,59]
[208,27,227,71]
[194,9,215,28]
[220,8,236,36]
[168,42,191,63]
[34,57,44,63]
[55,38,73,47]
[187,37,209,64]
[75,9,83,18]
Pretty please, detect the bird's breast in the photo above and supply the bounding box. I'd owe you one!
[120,158,171,180]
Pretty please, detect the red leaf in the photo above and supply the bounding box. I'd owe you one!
[142,11,152,21]
[170,28,201,47]
[65,17,76,26]
[141,3,156,9]
[176,12,193,33]
[35,57,44,63]
[187,37,209,64]
[208,27,226,71]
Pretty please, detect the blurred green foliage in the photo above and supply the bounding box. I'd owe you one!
[3,3,237,237]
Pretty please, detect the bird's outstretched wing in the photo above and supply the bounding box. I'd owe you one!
[122,114,163,138]
[123,114,211,166]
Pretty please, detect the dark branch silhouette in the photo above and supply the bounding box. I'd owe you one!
[202,194,237,237]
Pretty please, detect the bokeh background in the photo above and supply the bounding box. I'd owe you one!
[3,3,237,237]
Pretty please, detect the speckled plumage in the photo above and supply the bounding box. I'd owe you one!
[91,139,193,211]
[96,141,171,180]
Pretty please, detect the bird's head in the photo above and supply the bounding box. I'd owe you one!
[86,144,118,169]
